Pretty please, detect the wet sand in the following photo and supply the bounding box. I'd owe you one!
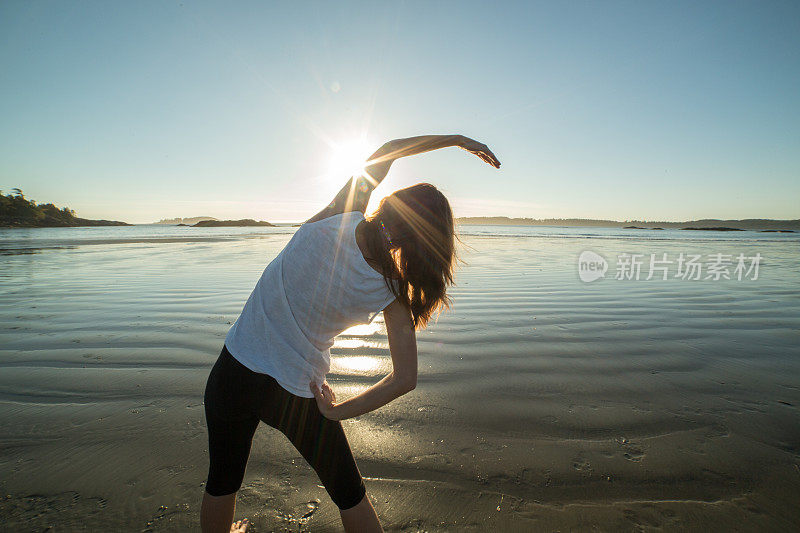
[1,227,799,531]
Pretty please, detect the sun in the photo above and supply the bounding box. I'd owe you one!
[327,138,376,180]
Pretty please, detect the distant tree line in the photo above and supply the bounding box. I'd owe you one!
[455,216,800,230]
[0,188,129,227]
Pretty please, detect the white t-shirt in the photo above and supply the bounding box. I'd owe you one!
[224,211,399,397]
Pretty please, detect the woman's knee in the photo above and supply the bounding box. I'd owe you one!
[203,489,238,501]
[205,483,242,499]
[205,476,245,498]
[333,478,367,511]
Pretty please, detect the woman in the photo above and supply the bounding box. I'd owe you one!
[201,134,500,533]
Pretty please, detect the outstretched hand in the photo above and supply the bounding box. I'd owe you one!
[310,380,340,420]
[459,137,501,168]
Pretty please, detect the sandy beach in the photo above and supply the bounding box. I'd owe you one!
[1,225,799,531]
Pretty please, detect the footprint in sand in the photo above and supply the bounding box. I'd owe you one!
[278,499,320,527]
[623,447,644,462]
[142,505,172,532]
[572,458,591,472]
[618,438,645,462]
[301,500,319,519]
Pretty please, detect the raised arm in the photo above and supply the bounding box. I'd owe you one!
[380,134,501,168]
[310,298,417,420]
[304,134,500,224]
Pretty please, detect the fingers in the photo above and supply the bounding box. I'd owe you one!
[459,138,500,167]
[310,381,339,420]
[310,381,322,399]
[477,151,500,168]
[468,145,501,168]
[322,382,336,402]
[311,380,336,404]
[321,383,334,403]
[481,147,501,168]
[310,382,329,413]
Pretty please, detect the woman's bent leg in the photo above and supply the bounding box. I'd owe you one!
[257,382,382,531]
[202,346,261,531]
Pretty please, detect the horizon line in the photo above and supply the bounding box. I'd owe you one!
[146,215,800,225]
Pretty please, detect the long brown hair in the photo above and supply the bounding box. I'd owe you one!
[363,183,457,330]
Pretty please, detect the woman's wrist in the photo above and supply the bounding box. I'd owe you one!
[328,398,360,421]
[383,134,463,158]
[319,402,343,421]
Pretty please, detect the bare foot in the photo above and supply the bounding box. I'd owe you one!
[230,518,250,532]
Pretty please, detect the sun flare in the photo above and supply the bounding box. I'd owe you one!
[327,138,376,180]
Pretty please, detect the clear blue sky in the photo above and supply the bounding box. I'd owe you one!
[1,0,798,223]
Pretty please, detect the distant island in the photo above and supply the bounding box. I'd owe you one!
[681,227,744,232]
[155,216,218,225]
[192,219,274,227]
[155,216,276,227]
[456,217,800,231]
[1,189,130,228]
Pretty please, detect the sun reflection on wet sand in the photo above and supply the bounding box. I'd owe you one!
[332,338,387,350]
[330,355,391,376]
[328,317,392,385]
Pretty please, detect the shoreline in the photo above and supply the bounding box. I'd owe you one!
[0,220,132,228]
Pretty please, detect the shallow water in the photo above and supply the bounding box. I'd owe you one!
[1,224,799,531]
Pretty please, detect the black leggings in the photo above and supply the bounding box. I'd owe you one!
[203,345,366,510]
